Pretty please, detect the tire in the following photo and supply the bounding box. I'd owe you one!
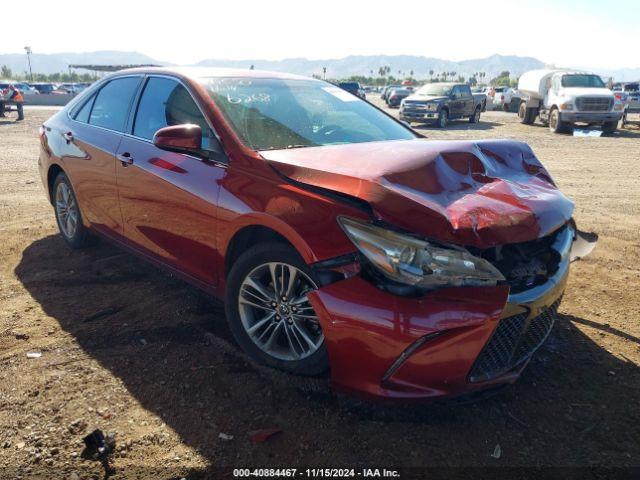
[549,108,569,134]
[602,120,618,134]
[518,102,535,125]
[437,109,448,128]
[225,242,329,376]
[53,172,91,249]
[469,106,481,123]
[502,103,510,112]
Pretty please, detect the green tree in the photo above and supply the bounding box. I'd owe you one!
[1,65,12,78]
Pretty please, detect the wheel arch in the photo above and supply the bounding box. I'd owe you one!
[46,163,65,204]
[223,215,317,277]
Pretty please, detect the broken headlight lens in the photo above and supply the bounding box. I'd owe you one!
[338,217,505,289]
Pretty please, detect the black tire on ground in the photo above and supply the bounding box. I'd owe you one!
[437,109,448,128]
[224,242,329,376]
[549,108,569,134]
[602,120,618,134]
[469,106,481,123]
[518,102,535,125]
[52,172,91,249]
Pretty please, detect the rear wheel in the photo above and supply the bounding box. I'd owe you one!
[53,173,91,249]
[518,102,535,125]
[437,109,448,128]
[469,106,481,123]
[225,243,329,376]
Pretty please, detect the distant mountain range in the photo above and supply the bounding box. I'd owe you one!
[1,50,639,81]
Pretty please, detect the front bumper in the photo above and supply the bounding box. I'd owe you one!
[308,226,580,402]
[399,109,439,123]
[561,111,623,123]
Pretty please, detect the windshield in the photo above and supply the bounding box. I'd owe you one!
[416,84,453,96]
[561,75,605,88]
[202,77,415,151]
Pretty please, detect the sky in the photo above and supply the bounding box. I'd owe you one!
[2,0,638,69]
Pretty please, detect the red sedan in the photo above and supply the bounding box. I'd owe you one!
[38,67,593,401]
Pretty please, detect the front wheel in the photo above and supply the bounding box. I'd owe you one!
[53,172,91,249]
[225,243,329,376]
[549,108,569,134]
[602,120,618,134]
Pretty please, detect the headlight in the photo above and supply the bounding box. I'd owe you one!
[427,102,439,111]
[338,217,505,289]
[560,103,574,111]
[614,103,624,111]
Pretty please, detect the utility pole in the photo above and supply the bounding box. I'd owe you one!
[24,46,33,82]
[322,67,326,80]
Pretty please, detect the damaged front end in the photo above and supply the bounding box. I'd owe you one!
[308,221,596,401]
[263,139,597,400]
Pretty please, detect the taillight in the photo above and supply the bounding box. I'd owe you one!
[614,93,622,100]
[501,95,505,101]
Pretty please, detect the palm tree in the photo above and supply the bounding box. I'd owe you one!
[429,69,434,80]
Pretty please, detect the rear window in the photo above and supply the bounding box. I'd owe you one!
[88,77,141,132]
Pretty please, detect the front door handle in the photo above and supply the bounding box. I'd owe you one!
[117,152,134,166]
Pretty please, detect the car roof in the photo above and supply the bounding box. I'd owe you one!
[113,66,314,82]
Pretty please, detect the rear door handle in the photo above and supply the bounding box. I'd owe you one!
[117,152,134,166]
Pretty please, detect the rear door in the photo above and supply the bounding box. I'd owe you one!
[62,76,142,236]
[459,84,474,115]
[450,86,464,118]
[115,75,226,287]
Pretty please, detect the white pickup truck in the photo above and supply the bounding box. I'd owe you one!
[517,69,623,134]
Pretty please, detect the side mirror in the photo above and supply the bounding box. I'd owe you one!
[153,124,202,153]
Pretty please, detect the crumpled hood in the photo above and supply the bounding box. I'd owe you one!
[260,139,574,249]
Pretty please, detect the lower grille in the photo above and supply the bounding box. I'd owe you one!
[468,297,562,383]
[576,97,612,112]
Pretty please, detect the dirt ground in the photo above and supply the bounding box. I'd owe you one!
[1,103,639,479]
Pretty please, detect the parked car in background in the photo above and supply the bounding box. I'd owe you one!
[616,82,640,128]
[338,81,365,99]
[59,83,89,94]
[382,85,401,102]
[471,87,488,111]
[37,66,594,402]
[386,87,412,107]
[31,83,58,94]
[492,86,515,111]
[400,82,484,127]
[0,82,38,96]
[517,69,623,134]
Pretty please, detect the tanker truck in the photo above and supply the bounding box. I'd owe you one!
[517,69,623,134]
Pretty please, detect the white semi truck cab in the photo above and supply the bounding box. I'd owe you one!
[517,69,623,134]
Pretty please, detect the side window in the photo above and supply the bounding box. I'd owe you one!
[89,77,141,132]
[451,86,461,98]
[552,76,561,91]
[133,77,216,150]
[74,94,95,124]
[461,85,471,97]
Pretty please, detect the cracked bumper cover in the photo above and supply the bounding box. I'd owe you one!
[307,226,592,402]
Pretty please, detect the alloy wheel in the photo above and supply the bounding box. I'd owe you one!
[55,182,79,239]
[238,262,323,361]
